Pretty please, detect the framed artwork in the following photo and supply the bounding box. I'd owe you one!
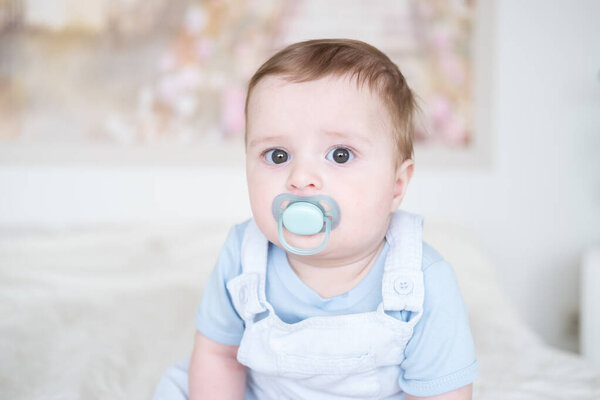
[0,0,492,168]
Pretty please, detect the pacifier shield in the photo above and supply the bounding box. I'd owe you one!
[271,193,341,256]
[272,193,341,231]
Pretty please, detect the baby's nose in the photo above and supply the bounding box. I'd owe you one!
[286,161,323,193]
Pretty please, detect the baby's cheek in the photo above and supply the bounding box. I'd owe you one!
[250,194,279,242]
[336,202,389,245]
[332,214,366,244]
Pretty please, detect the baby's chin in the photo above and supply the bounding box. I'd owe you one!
[275,230,326,251]
[278,232,363,263]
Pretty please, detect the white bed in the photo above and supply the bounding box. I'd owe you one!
[1,219,599,399]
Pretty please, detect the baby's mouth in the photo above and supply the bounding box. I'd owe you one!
[271,194,340,256]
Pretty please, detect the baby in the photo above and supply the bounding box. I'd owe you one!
[153,39,477,400]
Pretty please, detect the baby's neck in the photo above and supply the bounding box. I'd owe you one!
[286,239,386,299]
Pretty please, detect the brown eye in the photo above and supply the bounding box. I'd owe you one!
[326,147,353,164]
[265,149,289,164]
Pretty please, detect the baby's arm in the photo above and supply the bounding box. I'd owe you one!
[188,331,246,400]
[405,384,472,400]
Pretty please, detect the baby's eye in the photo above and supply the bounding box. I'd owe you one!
[326,147,354,164]
[264,148,289,164]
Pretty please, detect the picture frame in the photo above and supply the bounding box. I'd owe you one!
[0,0,493,170]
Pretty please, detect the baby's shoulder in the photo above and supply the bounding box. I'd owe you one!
[213,219,253,279]
[420,241,461,295]
[420,241,459,285]
[229,218,253,246]
[421,241,445,270]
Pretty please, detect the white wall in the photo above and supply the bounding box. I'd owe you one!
[405,0,600,351]
[2,0,599,352]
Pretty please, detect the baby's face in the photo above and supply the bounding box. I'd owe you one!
[245,75,410,263]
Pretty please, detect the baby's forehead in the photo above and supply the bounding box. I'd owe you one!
[252,73,378,95]
[246,75,396,148]
[248,74,388,117]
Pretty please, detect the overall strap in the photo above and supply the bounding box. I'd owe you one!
[226,220,269,324]
[381,210,425,314]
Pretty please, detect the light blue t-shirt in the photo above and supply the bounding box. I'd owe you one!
[196,220,477,397]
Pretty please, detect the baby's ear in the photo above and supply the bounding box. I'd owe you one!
[391,159,414,211]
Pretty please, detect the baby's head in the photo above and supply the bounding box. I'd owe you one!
[244,39,418,260]
[245,38,417,164]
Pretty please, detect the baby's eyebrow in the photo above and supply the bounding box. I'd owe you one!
[247,135,285,149]
[248,131,372,149]
[323,129,372,144]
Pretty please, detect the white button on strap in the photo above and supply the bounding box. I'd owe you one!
[394,278,414,295]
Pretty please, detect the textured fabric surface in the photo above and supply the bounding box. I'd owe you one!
[1,220,599,399]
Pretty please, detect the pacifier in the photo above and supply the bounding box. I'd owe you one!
[271,194,341,256]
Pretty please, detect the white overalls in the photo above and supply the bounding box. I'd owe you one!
[152,210,425,400]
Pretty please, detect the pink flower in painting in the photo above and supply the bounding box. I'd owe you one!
[430,94,467,145]
[195,38,214,60]
[440,53,465,85]
[433,29,451,51]
[179,67,202,89]
[430,95,452,125]
[442,116,467,145]
[221,86,246,137]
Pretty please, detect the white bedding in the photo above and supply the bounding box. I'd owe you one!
[1,220,599,399]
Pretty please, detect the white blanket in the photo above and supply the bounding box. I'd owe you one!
[1,220,599,399]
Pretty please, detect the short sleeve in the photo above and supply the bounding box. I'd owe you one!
[194,221,249,346]
[398,258,478,397]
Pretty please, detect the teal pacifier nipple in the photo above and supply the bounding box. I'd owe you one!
[272,194,341,256]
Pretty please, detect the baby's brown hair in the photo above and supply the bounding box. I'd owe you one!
[244,38,418,162]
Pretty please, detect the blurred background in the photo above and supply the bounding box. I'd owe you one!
[1,0,599,355]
